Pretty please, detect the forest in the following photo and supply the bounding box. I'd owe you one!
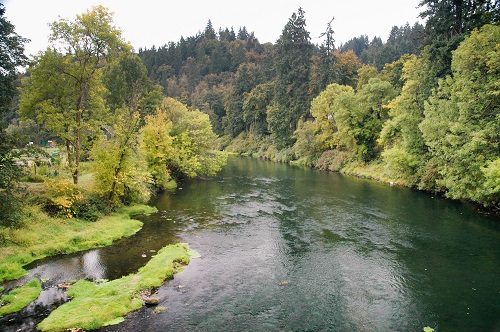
[1,0,500,231]
[136,1,500,208]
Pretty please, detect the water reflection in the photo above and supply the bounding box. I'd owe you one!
[82,250,106,280]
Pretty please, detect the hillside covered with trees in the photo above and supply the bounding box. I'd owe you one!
[133,1,499,208]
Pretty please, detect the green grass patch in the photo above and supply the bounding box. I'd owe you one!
[0,278,42,316]
[0,204,156,283]
[38,243,191,332]
[118,204,157,216]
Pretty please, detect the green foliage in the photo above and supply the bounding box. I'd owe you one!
[91,111,152,205]
[266,105,295,150]
[310,83,354,150]
[379,54,433,185]
[141,108,175,189]
[0,4,28,116]
[144,98,227,180]
[482,158,500,206]
[382,146,420,184]
[243,82,274,136]
[71,194,112,222]
[292,120,322,167]
[0,278,41,316]
[38,243,191,332]
[0,4,28,229]
[421,24,500,205]
[19,6,130,185]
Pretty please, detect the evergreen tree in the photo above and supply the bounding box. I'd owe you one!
[313,17,337,92]
[273,7,313,146]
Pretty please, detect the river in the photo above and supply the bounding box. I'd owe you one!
[3,156,500,331]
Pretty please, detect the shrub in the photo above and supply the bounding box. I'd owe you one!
[315,150,353,172]
[43,179,83,218]
[71,194,111,222]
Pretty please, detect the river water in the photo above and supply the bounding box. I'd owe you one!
[4,156,500,331]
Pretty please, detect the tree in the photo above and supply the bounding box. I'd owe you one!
[267,105,295,150]
[340,35,369,57]
[20,6,130,184]
[152,98,227,179]
[380,54,433,185]
[309,83,354,150]
[420,25,500,205]
[312,17,337,92]
[334,50,361,87]
[225,63,258,137]
[91,110,151,205]
[273,7,313,143]
[104,53,162,117]
[418,0,499,41]
[90,53,162,205]
[141,109,175,190]
[418,0,499,79]
[0,4,28,227]
[243,82,274,136]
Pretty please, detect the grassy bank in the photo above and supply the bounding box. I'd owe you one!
[38,243,192,332]
[0,204,156,283]
[0,278,41,316]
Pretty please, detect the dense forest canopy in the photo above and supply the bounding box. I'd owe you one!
[3,0,500,226]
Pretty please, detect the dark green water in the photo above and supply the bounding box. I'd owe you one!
[103,156,499,332]
[6,156,500,331]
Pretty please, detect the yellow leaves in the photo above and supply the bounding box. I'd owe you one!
[44,178,83,218]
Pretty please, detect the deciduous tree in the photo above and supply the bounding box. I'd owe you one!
[420,25,500,205]
[20,6,130,184]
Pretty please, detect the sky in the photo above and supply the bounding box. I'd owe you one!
[3,0,424,57]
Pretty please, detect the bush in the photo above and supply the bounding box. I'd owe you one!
[382,147,420,184]
[417,159,442,193]
[71,194,111,222]
[315,150,353,172]
[43,179,83,218]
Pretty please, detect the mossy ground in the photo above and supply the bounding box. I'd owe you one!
[38,243,191,332]
[0,204,156,283]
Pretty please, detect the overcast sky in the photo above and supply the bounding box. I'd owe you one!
[3,0,424,56]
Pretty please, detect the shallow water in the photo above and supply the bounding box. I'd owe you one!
[3,156,500,331]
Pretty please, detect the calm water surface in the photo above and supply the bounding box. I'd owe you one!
[6,156,500,331]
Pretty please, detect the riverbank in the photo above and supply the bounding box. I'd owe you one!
[0,204,156,284]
